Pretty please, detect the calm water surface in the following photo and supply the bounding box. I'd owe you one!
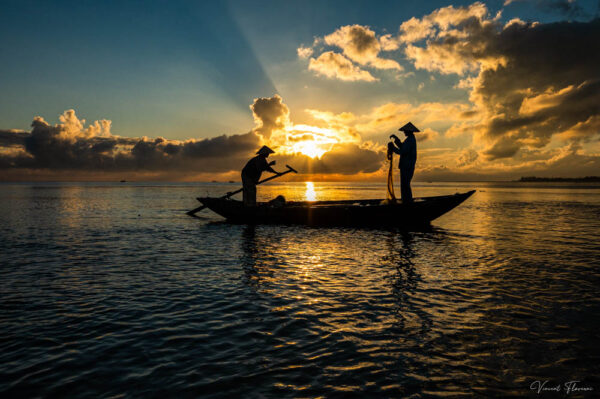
[1,181,599,397]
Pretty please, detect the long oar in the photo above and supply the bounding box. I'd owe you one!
[186,164,298,216]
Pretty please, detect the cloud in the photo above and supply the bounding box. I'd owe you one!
[308,52,378,82]
[277,143,385,175]
[250,94,290,139]
[504,17,527,28]
[350,101,477,137]
[483,137,522,160]
[300,24,404,81]
[1,95,386,179]
[54,109,113,140]
[0,130,29,147]
[305,109,357,125]
[457,148,479,167]
[470,20,600,155]
[399,2,600,160]
[555,115,600,143]
[324,25,402,70]
[398,17,435,43]
[416,143,600,181]
[418,128,440,142]
[518,84,578,116]
[379,34,400,51]
[129,134,262,173]
[297,45,313,58]
[402,3,505,75]
[399,2,490,44]
[0,109,261,174]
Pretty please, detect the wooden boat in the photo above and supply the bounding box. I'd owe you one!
[197,190,475,227]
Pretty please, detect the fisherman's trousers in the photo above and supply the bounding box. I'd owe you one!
[400,166,414,203]
[241,174,257,206]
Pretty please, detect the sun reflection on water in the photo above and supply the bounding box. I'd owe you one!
[305,182,316,201]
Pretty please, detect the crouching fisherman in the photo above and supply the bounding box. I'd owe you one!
[389,122,419,203]
[241,146,282,206]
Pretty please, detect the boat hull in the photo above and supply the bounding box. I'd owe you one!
[197,191,475,228]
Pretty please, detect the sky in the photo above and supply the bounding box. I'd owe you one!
[1,0,599,181]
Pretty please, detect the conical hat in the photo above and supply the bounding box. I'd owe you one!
[256,145,275,155]
[398,122,420,132]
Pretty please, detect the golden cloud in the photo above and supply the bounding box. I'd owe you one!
[308,52,378,82]
[324,25,402,70]
[297,45,313,58]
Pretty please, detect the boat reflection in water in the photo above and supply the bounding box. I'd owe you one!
[196,182,599,395]
[238,223,463,394]
[235,213,568,396]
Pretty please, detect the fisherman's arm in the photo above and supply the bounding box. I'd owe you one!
[263,158,282,174]
[389,134,402,154]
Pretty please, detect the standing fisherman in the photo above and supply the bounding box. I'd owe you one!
[389,122,420,203]
[241,146,282,206]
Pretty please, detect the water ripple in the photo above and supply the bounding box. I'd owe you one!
[1,182,599,397]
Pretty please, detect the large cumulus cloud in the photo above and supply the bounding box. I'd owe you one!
[0,109,260,174]
[250,94,290,140]
[0,95,385,180]
[399,3,600,159]
[474,19,600,157]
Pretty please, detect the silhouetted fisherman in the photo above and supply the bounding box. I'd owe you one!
[241,146,281,206]
[389,122,420,203]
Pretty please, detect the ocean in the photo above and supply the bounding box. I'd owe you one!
[1,181,599,397]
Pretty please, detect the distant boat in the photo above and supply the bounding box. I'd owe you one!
[228,180,235,183]
[120,180,126,183]
[196,191,475,227]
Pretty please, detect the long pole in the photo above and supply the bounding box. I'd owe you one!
[186,164,298,216]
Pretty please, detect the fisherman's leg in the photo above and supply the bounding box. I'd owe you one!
[400,173,408,202]
[407,167,414,202]
[248,184,257,206]
[242,177,256,206]
[400,168,414,203]
[242,174,248,205]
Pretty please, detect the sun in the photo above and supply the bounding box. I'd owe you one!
[279,124,348,159]
[293,140,327,159]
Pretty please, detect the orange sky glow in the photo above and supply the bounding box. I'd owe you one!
[1,1,599,182]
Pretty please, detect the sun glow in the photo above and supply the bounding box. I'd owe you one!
[305,181,317,201]
[281,124,345,159]
[293,140,328,158]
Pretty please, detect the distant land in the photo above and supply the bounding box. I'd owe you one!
[518,176,600,182]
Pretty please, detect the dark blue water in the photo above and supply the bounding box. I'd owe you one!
[1,182,599,397]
